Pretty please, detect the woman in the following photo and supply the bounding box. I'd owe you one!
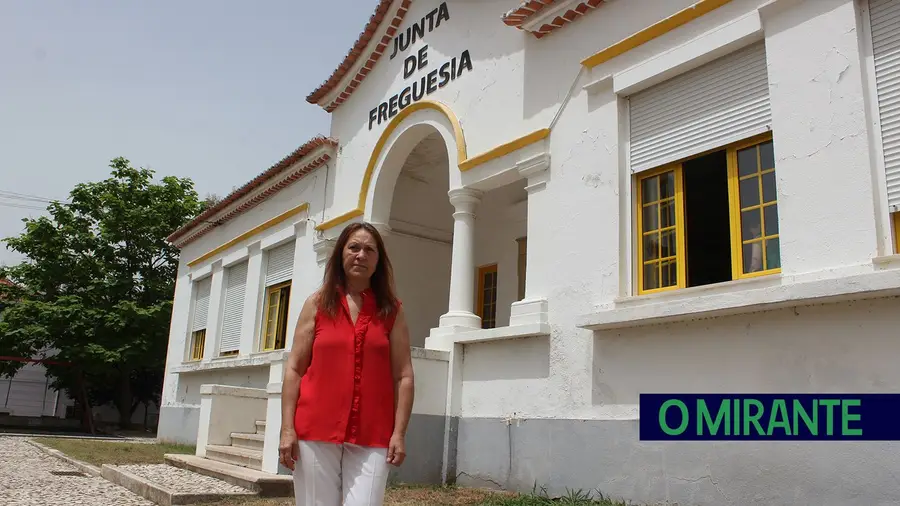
[279,222,415,506]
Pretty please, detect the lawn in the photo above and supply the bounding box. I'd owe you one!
[196,485,634,505]
[35,436,194,466]
[33,438,638,505]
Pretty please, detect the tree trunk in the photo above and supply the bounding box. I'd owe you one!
[74,370,95,435]
[114,370,134,429]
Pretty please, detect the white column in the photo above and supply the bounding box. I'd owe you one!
[510,153,551,327]
[202,262,225,360]
[438,187,483,330]
[261,355,287,474]
[239,242,264,356]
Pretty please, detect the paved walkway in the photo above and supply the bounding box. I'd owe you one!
[0,436,153,506]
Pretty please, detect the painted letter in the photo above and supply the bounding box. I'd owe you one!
[369,107,378,130]
[697,399,729,436]
[390,36,399,60]
[456,50,473,78]
[842,399,862,436]
[417,45,429,71]
[436,2,450,27]
[659,399,689,436]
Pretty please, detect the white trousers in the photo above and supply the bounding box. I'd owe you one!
[292,440,390,506]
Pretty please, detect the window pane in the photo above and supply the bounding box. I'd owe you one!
[660,171,676,198]
[762,171,777,203]
[660,199,675,228]
[738,146,758,176]
[766,238,781,270]
[764,204,779,236]
[741,208,762,241]
[643,233,659,261]
[739,177,760,208]
[742,242,763,273]
[660,259,677,288]
[643,263,659,291]
[642,203,659,232]
[642,176,659,203]
[760,141,774,170]
[660,229,676,259]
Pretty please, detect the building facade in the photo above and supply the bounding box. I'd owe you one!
[158,0,900,504]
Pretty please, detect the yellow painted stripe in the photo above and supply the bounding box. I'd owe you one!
[187,202,309,267]
[459,128,551,172]
[581,0,733,69]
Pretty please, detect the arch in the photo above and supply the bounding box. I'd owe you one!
[315,100,466,231]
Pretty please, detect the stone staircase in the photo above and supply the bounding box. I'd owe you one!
[204,420,266,471]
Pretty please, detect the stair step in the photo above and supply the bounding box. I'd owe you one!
[205,445,263,471]
[255,420,266,434]
[165,453,293,497]
[230,432,265,450]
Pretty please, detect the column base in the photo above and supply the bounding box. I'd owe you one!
[438,310,481,330]
[425,312,481,351]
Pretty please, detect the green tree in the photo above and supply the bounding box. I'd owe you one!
[0,158,201,430]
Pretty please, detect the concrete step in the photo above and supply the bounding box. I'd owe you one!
[164,453,293,497]
[255,420,266,435]
[230,432,265,451]
[205,444,263,471]
[101,463,256,506]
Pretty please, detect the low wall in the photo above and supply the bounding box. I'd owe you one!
[390,347,450,485]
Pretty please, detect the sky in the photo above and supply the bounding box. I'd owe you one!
[0,0,376,266]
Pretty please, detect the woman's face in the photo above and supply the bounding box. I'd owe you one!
[342,229,379,280]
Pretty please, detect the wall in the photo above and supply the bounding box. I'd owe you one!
[385,232,451,347]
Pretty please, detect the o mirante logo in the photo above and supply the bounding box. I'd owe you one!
[639,394,900,441]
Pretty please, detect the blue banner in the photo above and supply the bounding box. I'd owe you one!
[639,394,900,440]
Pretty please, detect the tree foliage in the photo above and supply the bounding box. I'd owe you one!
[0,158,201,429]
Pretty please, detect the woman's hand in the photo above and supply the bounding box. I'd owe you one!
[386,432,406,466]
[279,428,299,471]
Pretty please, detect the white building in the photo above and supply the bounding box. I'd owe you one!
[158,0,900,503]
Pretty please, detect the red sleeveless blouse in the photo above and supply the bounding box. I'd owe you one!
[293,288,400,448]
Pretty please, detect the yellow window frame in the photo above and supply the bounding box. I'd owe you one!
[516,237,527,301]
[635,164,687,295]
[726,132,781,279]
[190,329,206,361]
[893,212,900,255]
[261,281,291,351]
[634,132,780,295]
[475,263,499,328]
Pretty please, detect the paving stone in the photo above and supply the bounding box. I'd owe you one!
[0,436,154,506]
[115,463,255,495]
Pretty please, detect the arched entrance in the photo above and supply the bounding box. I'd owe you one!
[365,109,460,347]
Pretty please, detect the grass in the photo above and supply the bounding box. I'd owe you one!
[35,437,195,466]
[32,438,645,505]
[195,484,640,506]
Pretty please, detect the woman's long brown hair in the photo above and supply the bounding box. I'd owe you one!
[318,222,399,320]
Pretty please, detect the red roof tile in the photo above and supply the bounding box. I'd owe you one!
[305,0,412,112]
[501,0,605,38]
[167,136,338,246]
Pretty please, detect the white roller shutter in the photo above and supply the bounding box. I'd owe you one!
[265,242,294,286]
[870,0,900,210]
[219,261,247,354]
[191,277,212,332]
[628,41,772,173]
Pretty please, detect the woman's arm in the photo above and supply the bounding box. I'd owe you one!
[387,305,414,466]
[278,292,317,470]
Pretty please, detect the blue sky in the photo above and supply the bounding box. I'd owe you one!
[0,0,375,265]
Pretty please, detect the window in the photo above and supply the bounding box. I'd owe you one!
[190,329,206,361]
[219,261,247,356]
[188,276,211,361]
[261,281,291,351]
[476,264,498,329]
[636,133,780,294]
[516,237,527,301]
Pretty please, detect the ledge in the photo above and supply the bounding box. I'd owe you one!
[171,350,287,374]
[200,384,267,399]
[577,261,900,331]
[452,322,551,345]
[410,347,450,361]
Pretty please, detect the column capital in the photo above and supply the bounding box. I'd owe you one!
[448,187,483,210]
